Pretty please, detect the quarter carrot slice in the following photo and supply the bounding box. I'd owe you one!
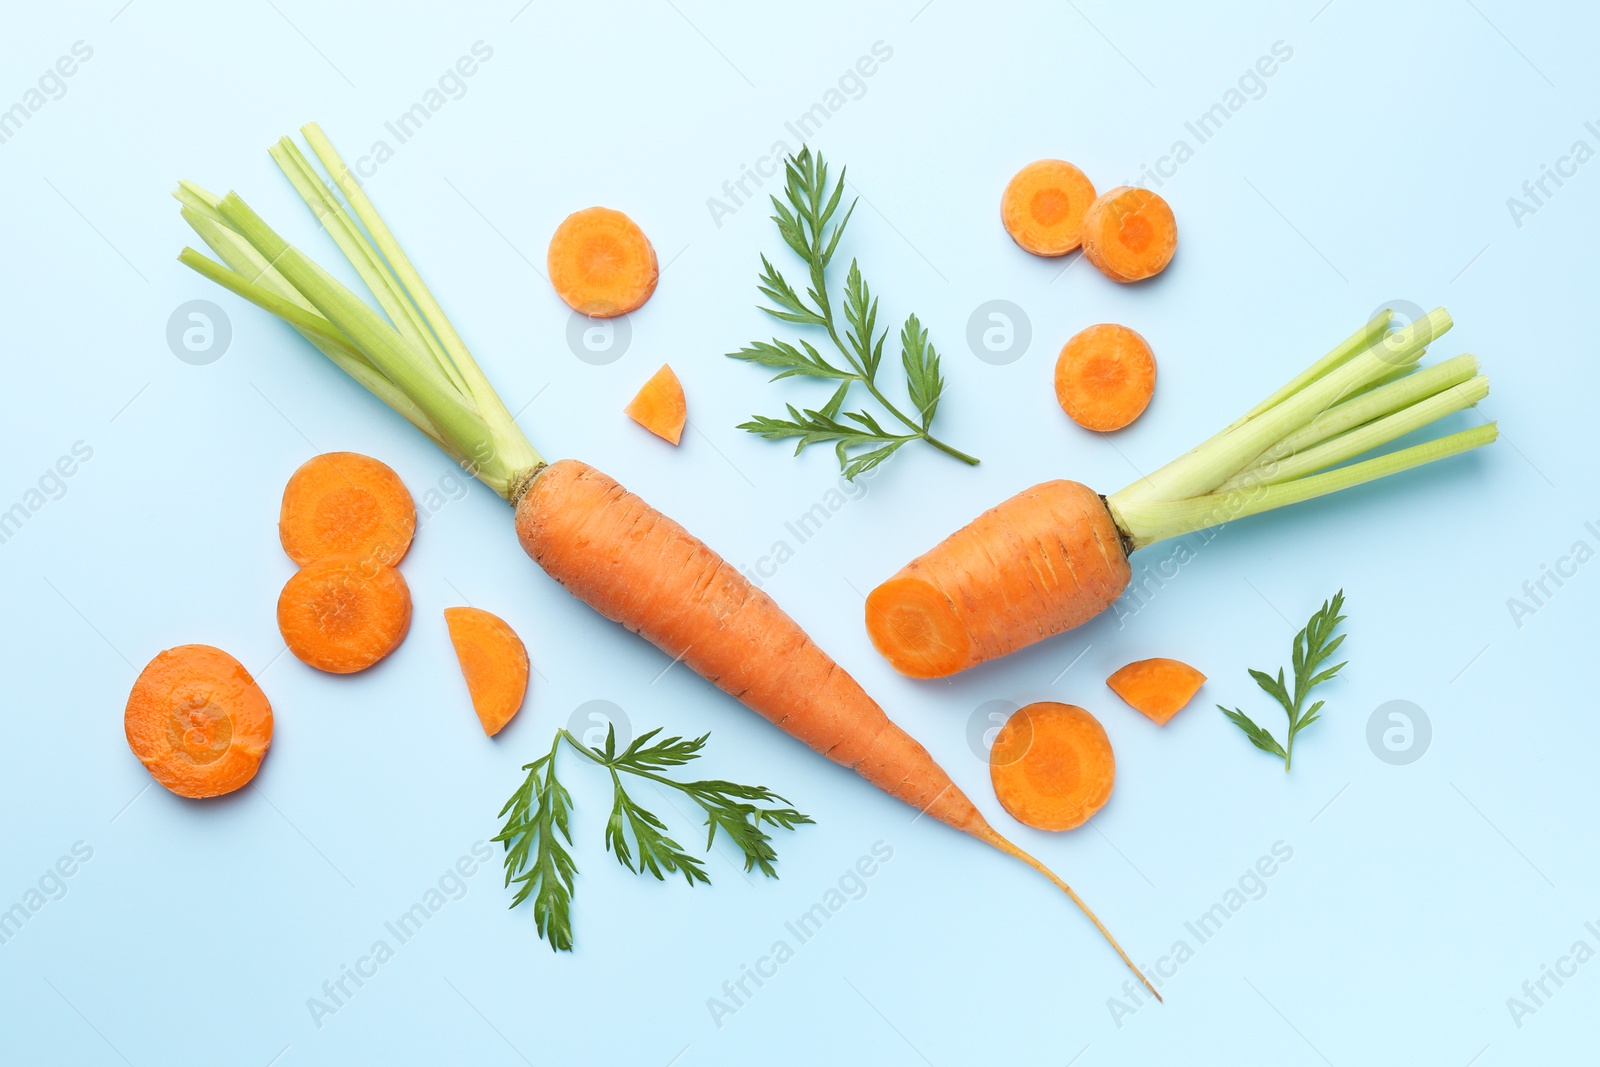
[1107,658,1206,725]
[444,606,529,737]
[989,702,1115,832]
[1000,159,1098,257]
[279,452,416,568]
[124,644,274,798]
[277,559,412,674]
[1055,323,1157,432]
[624,363,686,445]
[547,206,658,317]
[1080,186,1177,282]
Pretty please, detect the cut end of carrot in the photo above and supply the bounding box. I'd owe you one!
[1081,186,1177,282]
[989,702,1114,831]
[277,559,412,674]
[1001,160,1097,257]
[547,206,658,317]
[444,606,530,737]
[1107,658,1206,725]
[864,576,971,679]
[1055,323,1156,432]
[279,451,416,568]
[624,363,687,445]
[124,644,273,798]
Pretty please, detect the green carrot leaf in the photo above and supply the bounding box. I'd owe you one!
[1221,590,1349,772]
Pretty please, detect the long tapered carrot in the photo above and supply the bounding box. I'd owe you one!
[516,459,1158,997]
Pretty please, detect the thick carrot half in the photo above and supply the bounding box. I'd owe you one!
[278,559,412,674]
[445,606,529,736]
[516,459,1156,996]
[279,451,416,567]
[1081,186,1177,282]
[990,702,1115,831]
[1107,658,1206,725]
[1055,324,1157,432]
[865,480,1131,678]
[547,206,658,317]
[1001,159,1097,257]
[125,644,273,798]
[624,363,686,445]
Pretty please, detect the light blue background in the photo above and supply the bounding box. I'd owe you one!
[2,1,1596,1063]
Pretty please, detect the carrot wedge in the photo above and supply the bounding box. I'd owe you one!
[444,607,529,737]
[624,363,686,445]
[1107,658,1206,725]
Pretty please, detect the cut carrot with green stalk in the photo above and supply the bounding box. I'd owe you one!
[125,644,273,798]
[175,127,1158,997]
[279,451,416,567]
[1055,324,1156,431]
[1001,159,1097,256]
[867,308,1496,678]
[1081,186,1177,282]
[624,363,686,445]
[445,607,529,737]
[990,703,1115,831]
[547,206,658,317]
[278,558,412,674]
[1107,659,1206,725]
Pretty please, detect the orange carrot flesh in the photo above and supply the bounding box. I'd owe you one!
[444,606,530,736]
[1081,186,1177,282]
[279,451,416,568]
[866,480,1131,678]
[124,644,273,798]
[516,459,1157,997]
[1055,323,1157,432]
[277,559,412,674]
[1000,159,1097,257]
[624,363,687,445]
[1107,658,1206,725]
[990,702,1115,831]
[547,206,658,317]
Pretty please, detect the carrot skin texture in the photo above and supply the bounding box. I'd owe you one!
[866,481,1131,678]
[515,459,984,830]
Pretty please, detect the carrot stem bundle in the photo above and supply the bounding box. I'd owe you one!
[174,126,1158,997]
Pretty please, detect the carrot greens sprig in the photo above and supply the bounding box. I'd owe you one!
[729,148,978,479]
[1220,591,1348,773]
[495,726,812,951]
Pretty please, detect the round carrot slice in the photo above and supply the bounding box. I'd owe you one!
[1081,186,1177,282]
[547,206,658,317]
[1054,324,1157,432]
[1000,160,1098,257]
[989,702,1114,831]
[279,452,416,568]
[278,559,412,674]
[125,644,274,798]
[444,607,530,737]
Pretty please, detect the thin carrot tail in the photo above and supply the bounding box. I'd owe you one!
[971,824,1161,1003]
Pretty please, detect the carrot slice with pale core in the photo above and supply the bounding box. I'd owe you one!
[624,364,686,445]
[990,702,1115,831]
[1107,658,1206,725]
[277,559,412,674]
[1001,159,1097,256]
[444,607,530,737]
[279,451,415,567]
[1055,323,1157,432]
[124,644,273,798]
[547,206,658,317]
[1081,186,1177,282]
